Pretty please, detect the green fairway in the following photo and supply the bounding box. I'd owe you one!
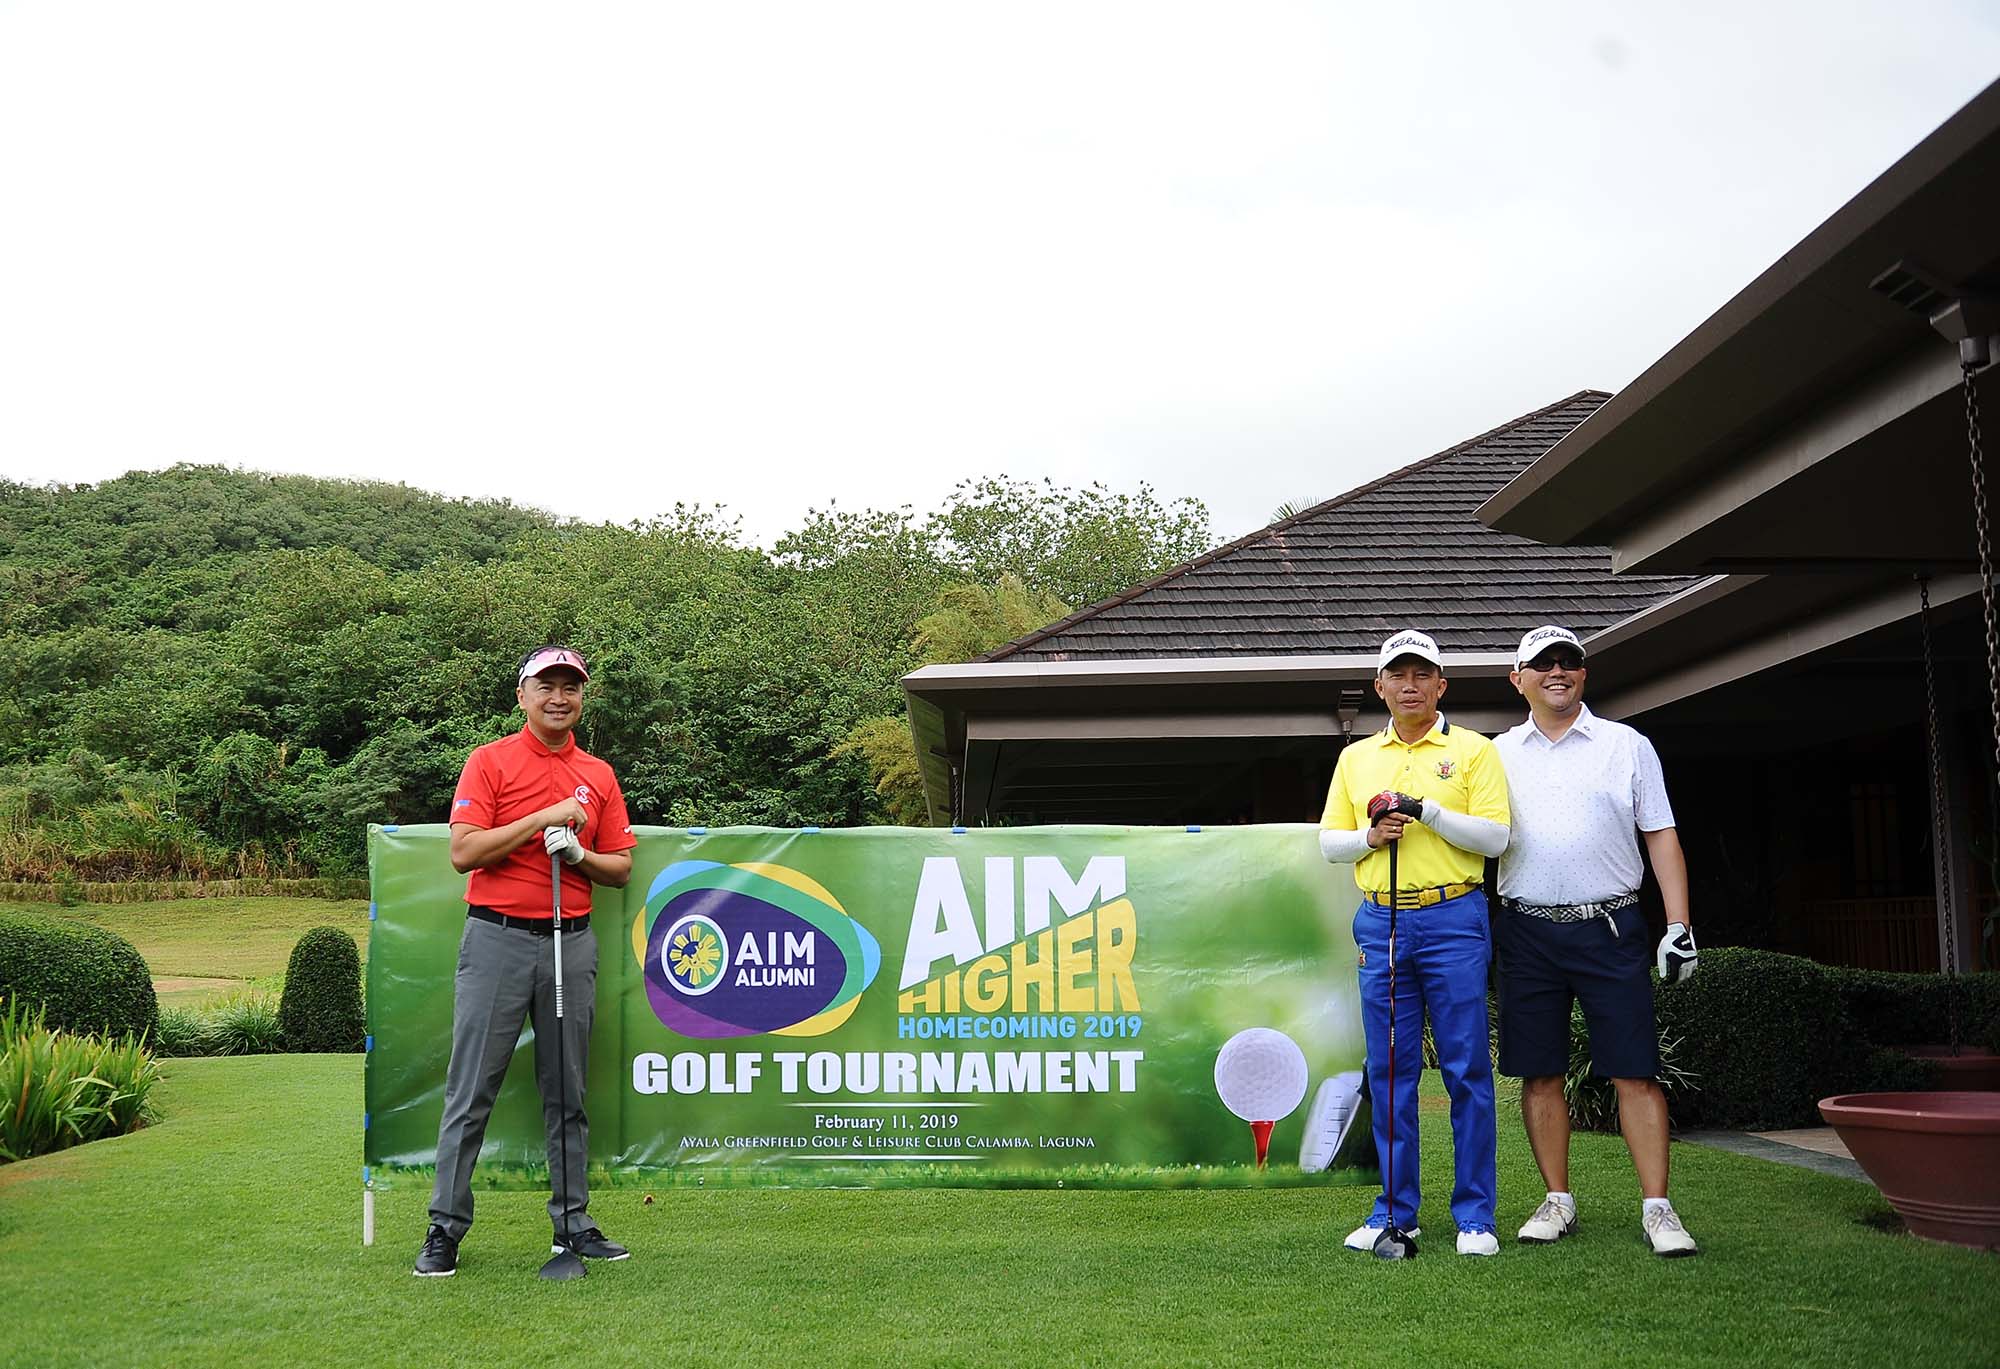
[26,896,369,1005]
[2,1057,1994,1367]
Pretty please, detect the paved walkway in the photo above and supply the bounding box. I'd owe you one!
[1680,1126,1866,1181]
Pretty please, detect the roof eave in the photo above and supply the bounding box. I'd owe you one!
[1479,76,2000,547]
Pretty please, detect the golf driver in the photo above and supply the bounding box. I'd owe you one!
[1373,829,1417,1260]
[539,843,586,1282]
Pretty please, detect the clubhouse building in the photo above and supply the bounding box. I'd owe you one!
[905,77,2000,977]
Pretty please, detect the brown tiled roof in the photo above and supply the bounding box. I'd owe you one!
[986,390,1700,662]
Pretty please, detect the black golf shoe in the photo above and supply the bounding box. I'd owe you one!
[555,1227,629,1261]
[414,1224,459,1277]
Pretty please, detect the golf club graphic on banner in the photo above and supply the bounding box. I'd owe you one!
[366,824,1373,1189]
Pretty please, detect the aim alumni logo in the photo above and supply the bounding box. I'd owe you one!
[1435,759,1455,780]
[634,860,881,1038]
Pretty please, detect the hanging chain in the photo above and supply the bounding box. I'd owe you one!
[1953,358,1997,1051]
[1970,363,2000,787]
[1918,578,1960,1051]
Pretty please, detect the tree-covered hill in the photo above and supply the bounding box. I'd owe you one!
[0,467,1209,884]
[0,465,551,633]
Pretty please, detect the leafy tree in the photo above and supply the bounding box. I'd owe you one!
[832,716,930,825]
[913,575,1072,664]
[934,476,1210,609]
[0,464,1214,859]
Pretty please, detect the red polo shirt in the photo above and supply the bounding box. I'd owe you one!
[450,726,637,917]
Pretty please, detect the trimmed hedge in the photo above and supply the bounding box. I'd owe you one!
[1823,964,2000,1046]
[0,910,157,1043]
[1656,948,2000,1129]
[277,926,364,1053]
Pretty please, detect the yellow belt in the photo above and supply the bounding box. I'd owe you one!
[1362,881,1481,909]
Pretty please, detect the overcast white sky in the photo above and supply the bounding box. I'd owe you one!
[2,3,1996,547]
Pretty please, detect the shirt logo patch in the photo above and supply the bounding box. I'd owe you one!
[1436,760,1455,779]
[453,798,472,808]
[575,784,592,805]
[1357,948,1367,968]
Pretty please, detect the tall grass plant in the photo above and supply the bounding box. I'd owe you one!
[201,989,286,1056]
[0,998,163,1161]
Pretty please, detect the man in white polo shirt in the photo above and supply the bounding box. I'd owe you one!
[1493,625,1700,1258]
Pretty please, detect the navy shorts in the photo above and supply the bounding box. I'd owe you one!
[1495,900,1659,1080]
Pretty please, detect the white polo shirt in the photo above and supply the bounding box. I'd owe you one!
[1494,704,1676,905]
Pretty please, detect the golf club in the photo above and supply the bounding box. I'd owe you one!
[1373,829,1417,1260]
[539,843,587,1282]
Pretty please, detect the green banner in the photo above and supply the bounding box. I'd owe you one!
[366,824,1373,1188]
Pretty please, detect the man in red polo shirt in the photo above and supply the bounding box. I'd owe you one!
[414,646,638,1277]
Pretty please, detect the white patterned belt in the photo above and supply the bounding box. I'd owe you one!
[1503,892,1639,935]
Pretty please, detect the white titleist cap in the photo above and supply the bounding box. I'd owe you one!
[1515,625,1585,669]
[1377,629,1443,672]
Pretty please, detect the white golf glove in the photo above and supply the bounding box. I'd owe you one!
[544,824,585,866]
[1656,923,1697,983]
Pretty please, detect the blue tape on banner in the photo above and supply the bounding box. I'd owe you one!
[689,826,708,835]
[1186,825,1202,833]
[951,826,967,834]
[363,1112,370,1129]
[364,1034,373,1052]
[368,902,377,921]
[363,1165,371,1183]
[383,824,399,833]
[801,825,820,834]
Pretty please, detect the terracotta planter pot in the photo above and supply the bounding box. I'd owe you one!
[1818,1092,2000,1249]
[1901,1047,2000,1092]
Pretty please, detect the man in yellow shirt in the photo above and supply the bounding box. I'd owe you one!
[1320,629,1510,1257]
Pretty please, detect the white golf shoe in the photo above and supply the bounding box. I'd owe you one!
[1517,1194,1578,1244]
[1642,1205,1699,1257]
[1344,1221,1421,1251]
[1456,1229,1499,1257]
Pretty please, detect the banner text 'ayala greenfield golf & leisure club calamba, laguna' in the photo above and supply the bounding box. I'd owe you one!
[366,824,1375,1188]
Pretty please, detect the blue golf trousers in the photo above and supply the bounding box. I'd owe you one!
[1354,887,1496,1234]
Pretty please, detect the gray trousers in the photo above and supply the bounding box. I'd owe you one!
[428,916,597,1240]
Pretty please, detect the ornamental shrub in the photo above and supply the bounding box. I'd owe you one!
[1855,1044,1939,1094]
[0,998,164,1162]
[276,926,364,1053]
[0,910,157,1043]
[1653,947,1866,1129]
[1823,965,2000,1046]
[1652,950,2000,1127]
[151,1004,206,1058]
[206,988,286,1055]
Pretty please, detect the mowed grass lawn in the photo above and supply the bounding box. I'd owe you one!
[3,1055,1996,1369]
[23,896,369,1006]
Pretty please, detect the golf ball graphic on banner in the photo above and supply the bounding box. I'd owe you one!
[1214,1027,1309,1167]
